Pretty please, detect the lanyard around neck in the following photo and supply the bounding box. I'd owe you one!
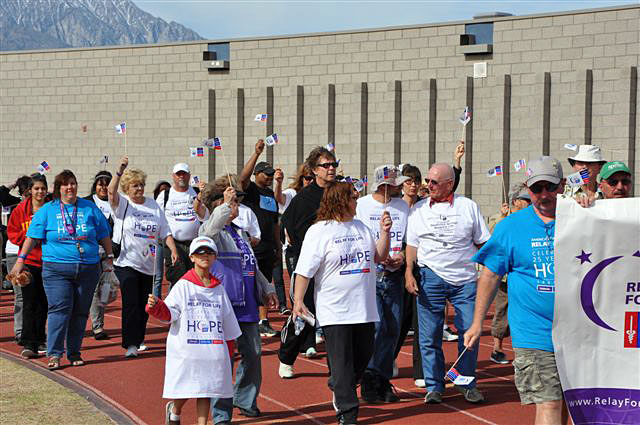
[59,201,78,237]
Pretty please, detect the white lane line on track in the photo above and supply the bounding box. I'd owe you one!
[263,347,507,424]
[258,393,325,425]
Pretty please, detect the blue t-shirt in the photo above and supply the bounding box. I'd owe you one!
[472,206,556,352]
[27,198,111,265]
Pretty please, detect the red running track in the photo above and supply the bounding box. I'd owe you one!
[0,283,535,425]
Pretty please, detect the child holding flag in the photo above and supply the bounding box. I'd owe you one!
[146,236,241,425]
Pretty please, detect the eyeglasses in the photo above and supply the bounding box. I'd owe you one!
[404,179,418,186]
[302,175,315,181]
[317,161,339,169]
[529,182,560,194]
[425,178,451,186]
[604,177,631,186]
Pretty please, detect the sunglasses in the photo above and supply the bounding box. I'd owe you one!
[193,248,215,255]
[317,161,340,169]
[529,181,560,194]
[425,178,450,186]
[302,175,315,181]
[604,177,631,186]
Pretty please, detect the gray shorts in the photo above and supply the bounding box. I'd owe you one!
[513,348,563,405]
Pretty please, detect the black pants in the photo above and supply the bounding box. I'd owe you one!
[324,323,375,424]
[271,254,287,309]
[115,266,152,349]
[164,240,192,290]
[278,250,316,365]
[20,264,47,349]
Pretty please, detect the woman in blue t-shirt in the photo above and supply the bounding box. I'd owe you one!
[10,169,113,370]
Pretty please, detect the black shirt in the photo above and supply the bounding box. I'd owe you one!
[281,181,325,257]
[241,181,278,259]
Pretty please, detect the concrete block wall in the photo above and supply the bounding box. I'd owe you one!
[1,5,638,218]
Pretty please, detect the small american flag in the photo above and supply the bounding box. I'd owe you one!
[579,169,590,183]
[458,107,472,125]
[255,114,267,122]
[115,122,126,134]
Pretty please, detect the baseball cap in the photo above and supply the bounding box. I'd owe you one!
[372,165,410,191]
[568,145,606,165]
[173,163,190,174]
[525,156,563,186]
[189,236,218,256]
[508,184,531,203]
[597,161,631,183]
[254,161,275,176]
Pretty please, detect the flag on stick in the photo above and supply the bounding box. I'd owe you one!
[115,122,126,134]
[190,147,205,157]
[566,169,590,187]
[458,106,472,125]
[487,166,503,177]
[37,161,50,174]
[254,114,267,122]
[564,144,578,151]
[265,133,279,146]
[513,159,526,172]
[99,155,108,165]
[326,143,335,151]
[445,368,475,386]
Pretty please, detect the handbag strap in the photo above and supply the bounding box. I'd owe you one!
[119,199,129,250]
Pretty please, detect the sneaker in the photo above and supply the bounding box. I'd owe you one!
[259,320,278,337]
[21,347,37,359]
[424,390,443,404]
[37,344,47,355]
[138,344,148,352]
[279,306,292,315]
[315,332,325,345]
[235,406,261,417]
[455,385,485,403]
[360,370,380,403]
[165,401,180,425]
[125,345,138,358]
[279,362,294,379]
[414,379,426,388]
[443,326,459,342]
[378,377,400,403]
[490,350,509,364]
[304,347,318,358]
[392,360,399,378]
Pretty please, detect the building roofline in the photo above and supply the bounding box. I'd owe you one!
[1,3,637,56]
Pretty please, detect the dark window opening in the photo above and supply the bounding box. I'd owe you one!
[464,23,493,45]
[204,43,230,61]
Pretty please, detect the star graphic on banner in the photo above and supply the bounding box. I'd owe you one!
[633,250,640,258]
[576,250,592,264]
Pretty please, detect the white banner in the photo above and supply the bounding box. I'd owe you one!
[553,197,640,425]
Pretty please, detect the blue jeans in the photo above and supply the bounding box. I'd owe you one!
[42,262,100,359]
[417,266,478,393]
[152,244,164,298]
[367,271,404,379]
[211,322,261,423]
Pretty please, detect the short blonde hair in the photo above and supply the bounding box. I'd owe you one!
[120,168,147,193]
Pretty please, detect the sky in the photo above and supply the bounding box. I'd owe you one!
[132,0,637,40]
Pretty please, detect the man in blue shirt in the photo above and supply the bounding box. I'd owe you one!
[465,156,566,425]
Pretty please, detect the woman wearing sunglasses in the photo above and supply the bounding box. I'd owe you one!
[292,181,392,425]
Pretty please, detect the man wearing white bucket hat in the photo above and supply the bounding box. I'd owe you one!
[563,145,607,201]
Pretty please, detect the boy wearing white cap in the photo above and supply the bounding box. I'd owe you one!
[147,236,241,425]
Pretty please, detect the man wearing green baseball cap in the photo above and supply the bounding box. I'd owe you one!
[597,161,633,199]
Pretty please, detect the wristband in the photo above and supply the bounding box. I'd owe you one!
[106,254,115,259]
[16,258,25,263]
[18,253,28,259]
[116,171,123,177]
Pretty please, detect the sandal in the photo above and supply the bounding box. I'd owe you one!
[69,355,85,367]
[47,356,61,370]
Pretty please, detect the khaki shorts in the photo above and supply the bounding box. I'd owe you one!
[513,348,563,405]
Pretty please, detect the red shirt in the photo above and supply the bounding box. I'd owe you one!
[7,196,43,267]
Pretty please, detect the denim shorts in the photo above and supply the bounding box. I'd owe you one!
[513,347,563,404]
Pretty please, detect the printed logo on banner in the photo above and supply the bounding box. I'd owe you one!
[623,311,639,348]
[576,250,640,337]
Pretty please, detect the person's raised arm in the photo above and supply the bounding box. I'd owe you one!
[463,267,502,348]
[374,211,391,263]
[238,139,265,191]
[452,140,464,192]
[193,181,208,220]
[108,156,128,211]
[274,168,286,205]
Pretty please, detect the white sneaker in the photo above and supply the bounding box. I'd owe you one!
[443,326,459,342]
[315,333,324,345]
[279,362,294,379]
[392,360,399,378]
[125,345,138,358]
[138,344,148,352]
[414,379,426,388]
[304,347,318,358]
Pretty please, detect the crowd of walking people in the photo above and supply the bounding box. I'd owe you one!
[0,140,634,425]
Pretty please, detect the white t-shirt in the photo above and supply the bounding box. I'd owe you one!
[156,187,209,242]
[163,279,242,399]
[406,195,491,285]
[112,196,171,275]
[356,195,409,272]
[232,204,261,240]
[277,188,297,214]
[93,195,112,220]
[295,219,380,327]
